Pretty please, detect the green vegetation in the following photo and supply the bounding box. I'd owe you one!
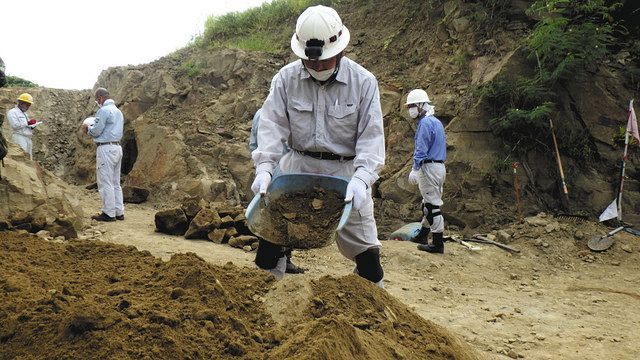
[180,60,201,78]
[480,0,621,161]
[5,76,38,88]
[199,0,336,52]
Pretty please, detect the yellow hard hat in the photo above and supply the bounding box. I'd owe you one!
[17,93,34,104]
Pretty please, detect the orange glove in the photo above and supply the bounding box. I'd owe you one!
[27,119,37,125]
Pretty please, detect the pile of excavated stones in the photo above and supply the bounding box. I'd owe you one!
[154,198,258,251]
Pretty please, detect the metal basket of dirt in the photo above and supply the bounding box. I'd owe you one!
[246,173,352,249]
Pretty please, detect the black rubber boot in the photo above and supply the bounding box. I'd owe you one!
[417,232,444,254]
[285,259,306,274]
[411,226,430,245]
[283,248,305,274]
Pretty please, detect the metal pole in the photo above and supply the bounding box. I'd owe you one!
[549,118,569,204]
[617,106,631,221]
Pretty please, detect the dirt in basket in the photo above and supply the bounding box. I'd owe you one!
[256,187,344,249]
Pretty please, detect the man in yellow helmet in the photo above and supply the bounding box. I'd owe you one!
[7,93,38,159]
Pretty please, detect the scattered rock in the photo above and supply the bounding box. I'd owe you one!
[525,216,549,227]
[184,208,222,239]
[181,198,205,222]
[207,228,227,244]
[620,244,632,253]
[497,230,512,243]
[45,218,78,240]
[122,186,150,204]
[154,208,189,236]
[228,235,259,249]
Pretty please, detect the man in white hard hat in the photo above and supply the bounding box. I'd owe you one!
[406,89,447,253]
[81,88,125,222]
[251,5,386,286]
[7,93,38,159]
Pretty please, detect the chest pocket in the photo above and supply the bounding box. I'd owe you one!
[327,103,358,145]
[288,98,314,147]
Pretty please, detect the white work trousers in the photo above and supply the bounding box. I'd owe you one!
[12,133,32,159]
[278,151,381,261]
[96,144,124,217]
[418,163,446,233]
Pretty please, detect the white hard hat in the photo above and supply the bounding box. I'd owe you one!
[405,89,431,105]
[290,5,350,60]
[82,117,95,126]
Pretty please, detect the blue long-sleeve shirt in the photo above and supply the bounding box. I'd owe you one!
[413,114,446,170]
[88,99,123,143]
[249,108,289,154]
[249,109,261,152]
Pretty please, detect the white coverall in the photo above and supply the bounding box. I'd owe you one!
[6,106,33,159]
[418,163,446,233]
[252,57,386,262]
[88,99,124,218]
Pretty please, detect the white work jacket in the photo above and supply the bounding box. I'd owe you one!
[253,57,385,187]
[7,106,33,137]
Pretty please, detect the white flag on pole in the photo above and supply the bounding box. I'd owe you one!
[628,100,640,144]
[599,199,618,222]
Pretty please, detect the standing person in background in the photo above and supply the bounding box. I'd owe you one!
[7,93,38,159]
[406,89,447,254]
[251,5,386,286]
[81,88,125,222]
[0,57,6,87]
[249,108,305,274]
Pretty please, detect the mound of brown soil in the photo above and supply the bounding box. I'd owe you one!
[256,187,344,249]
[271,275,481,360]
[0,232,480,359]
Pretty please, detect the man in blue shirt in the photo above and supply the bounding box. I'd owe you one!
[406,89,447,253]
[81,88,125,222]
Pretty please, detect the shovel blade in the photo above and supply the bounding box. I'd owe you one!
[336,201,352,232]
[587,235,614,252]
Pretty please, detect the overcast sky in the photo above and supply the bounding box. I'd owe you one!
[0,0,268,90]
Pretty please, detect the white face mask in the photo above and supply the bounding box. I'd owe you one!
[408,107,420,119]
[95,100,102,108]
[307,67,335,81]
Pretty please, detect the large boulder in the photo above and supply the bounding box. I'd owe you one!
[0,139,84,235]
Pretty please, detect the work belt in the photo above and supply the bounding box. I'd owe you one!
[96,141,120,147]
[294,149,355,161]
[421,159,444,165]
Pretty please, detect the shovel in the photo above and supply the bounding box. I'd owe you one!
[444,235,482,251]
[468,234,521,253]
[587,226,625,252]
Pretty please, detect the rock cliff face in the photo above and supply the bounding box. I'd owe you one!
[0,0,637,234]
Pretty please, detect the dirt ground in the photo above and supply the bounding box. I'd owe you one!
[4,188,640,359]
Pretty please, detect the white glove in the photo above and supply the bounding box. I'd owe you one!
[408,169,420,185]
[251,171,272,195]
[344,177,367,210]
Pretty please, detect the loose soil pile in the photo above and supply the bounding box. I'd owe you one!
[0,232,480,359]
[256,187,344,249]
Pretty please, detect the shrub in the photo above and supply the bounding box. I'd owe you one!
[480,0,620,161]
[5,76,38,88]
[200,0,336,52]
